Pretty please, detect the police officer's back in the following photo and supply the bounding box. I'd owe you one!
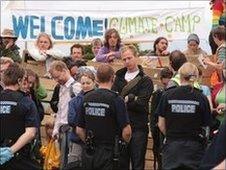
[0,63,41,169]
[156,62,212,170]
[76,64,132,170]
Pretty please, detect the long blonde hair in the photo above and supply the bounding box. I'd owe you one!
[178,62,199,85]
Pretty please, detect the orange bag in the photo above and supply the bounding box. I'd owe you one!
[40,139,60,170]
[210,70,221,87]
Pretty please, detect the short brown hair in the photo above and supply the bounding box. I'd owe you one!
[70,44,84,55]
[96,64,114,83]
[91,38,103,46]
[3,63,25,86]
[169,50,187,71]
[121,45,138,57]
[211,26,226,41]
[49,60,68,73]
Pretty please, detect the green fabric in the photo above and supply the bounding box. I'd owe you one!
[216,87,225,124]
[217,46,226,62]
[35,84,47,100]
[0,45,22,63]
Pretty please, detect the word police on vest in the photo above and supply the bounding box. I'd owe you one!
[0,101,17,114]
[168,100,200,114]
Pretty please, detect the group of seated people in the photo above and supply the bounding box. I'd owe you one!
[0,25,225,170]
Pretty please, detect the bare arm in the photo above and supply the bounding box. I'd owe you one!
[76,126,86,142]
[158,116,166,135]
[10,127,36,154]
[122,124,132,143]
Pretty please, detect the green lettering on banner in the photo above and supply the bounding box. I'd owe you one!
[192,15,200,32]
[165,16,174,33]
[109,16,159,36]
[127,17,137,33]
[181,14,191,32]
[109,17,119,30]
[165,14,201,33]
[175,16,182,32]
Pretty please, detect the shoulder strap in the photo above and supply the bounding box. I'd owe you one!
[120,75,142,98]
[69,80,76,98]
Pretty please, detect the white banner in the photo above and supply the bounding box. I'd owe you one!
[4,8,207,42]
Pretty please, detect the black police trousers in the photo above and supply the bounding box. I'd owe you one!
[82,145,114,170]
[0,153,42,170]
[162,140,205,170]
[120,129,148,170]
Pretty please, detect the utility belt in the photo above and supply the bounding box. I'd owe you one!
[84,131,126,154]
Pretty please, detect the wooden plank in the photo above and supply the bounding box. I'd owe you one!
[40,78,57,91]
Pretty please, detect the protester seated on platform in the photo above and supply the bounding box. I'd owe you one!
[70,44,85,62]
[183,33,207,57]
[91,38,103,59]
[0,57,14,92]
[204,26,226,70]
[96,28,122,62]
[146,37,170,57]
[0,28,22,63]
[27,32,64,77]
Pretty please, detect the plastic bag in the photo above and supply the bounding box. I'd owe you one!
[40,139,60,170]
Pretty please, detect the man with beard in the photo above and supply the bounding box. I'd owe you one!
[146,37,170,57]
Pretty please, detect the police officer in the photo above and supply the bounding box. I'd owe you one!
[0,63,41,169]
[156,62,212,170]
[76,64,132,170]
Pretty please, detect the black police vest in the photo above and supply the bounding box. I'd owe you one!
[165,90,203,140]
[0,90,27,142]
[83,89,119,145]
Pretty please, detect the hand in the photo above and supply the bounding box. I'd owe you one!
[161,50,170,56]
[52,131,59,140]
[203,57,211,65]
[124,94,136,103]
[5,39,14,49]
[106,52,115,62]
[0,147,14,165]
[216,103,226,114]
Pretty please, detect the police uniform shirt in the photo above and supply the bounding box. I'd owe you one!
[77,88,130,143]
[155,85,212,140]
[0,89,38,142]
